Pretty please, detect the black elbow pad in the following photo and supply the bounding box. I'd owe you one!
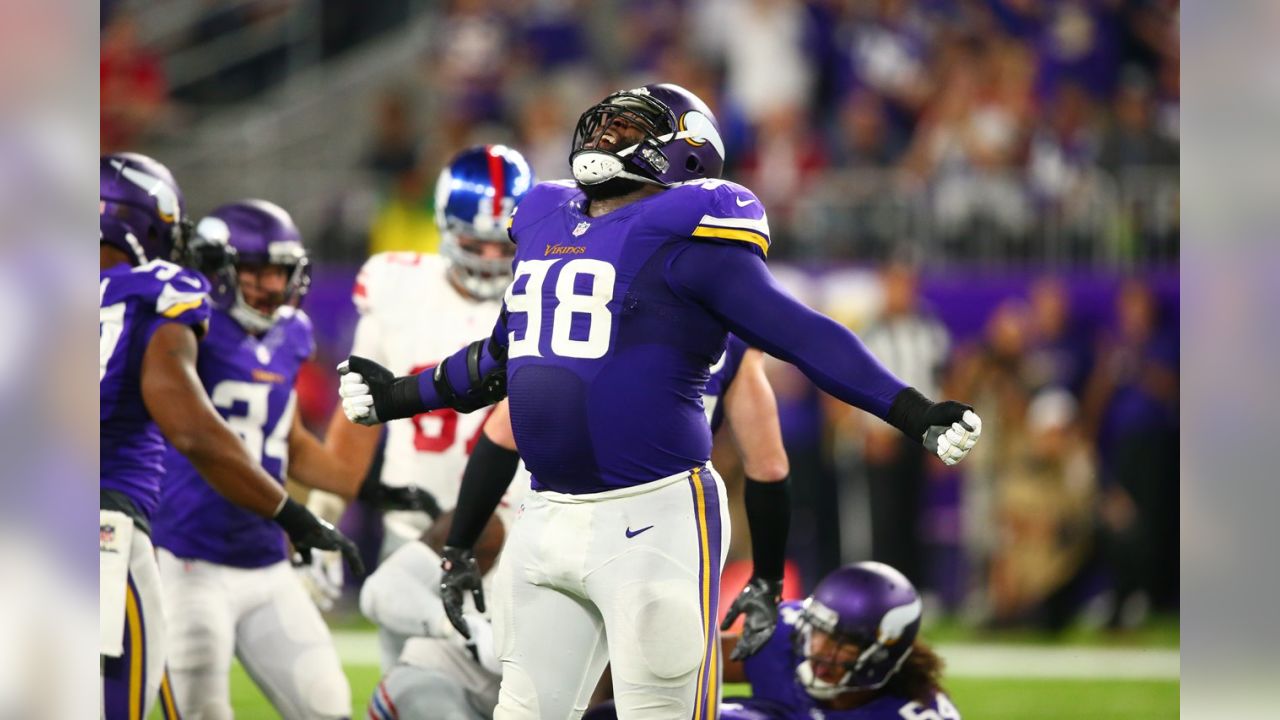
[434,339,507,413]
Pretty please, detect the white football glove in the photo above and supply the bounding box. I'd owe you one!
[462,613,502,675]
[296,549,344,612]
[924,409,982,466]
[337,359,378,425]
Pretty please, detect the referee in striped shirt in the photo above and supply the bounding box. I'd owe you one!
[859,263,951,589]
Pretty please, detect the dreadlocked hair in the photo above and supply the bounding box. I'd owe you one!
[883,640,946,704]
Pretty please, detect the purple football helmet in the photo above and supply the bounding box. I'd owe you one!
[434,144,534,300]
[193,199,310,333]
[794,562,923,698]
[570,83,725,188]
[100,152,188,266]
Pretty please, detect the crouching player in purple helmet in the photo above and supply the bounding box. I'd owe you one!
[364,333,791,720]
[100,154,361,720]
[337,83,981,719]
[586,562,961,720]
[151,199,368,719]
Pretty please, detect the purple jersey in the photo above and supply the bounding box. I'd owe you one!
[704,333,749,434]
[738,601,961,720]
[152,307,315,567]
[504,179,772,493]
[100,260,212,520]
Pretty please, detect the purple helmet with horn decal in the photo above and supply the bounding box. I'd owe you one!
[793,561,923,698]
[100,152,189,266]
[570,83,725,188]
[192,199,310,334]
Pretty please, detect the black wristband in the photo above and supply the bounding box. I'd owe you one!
[744,475,791,583]
[272,497,314,538]
[445,433,521,550]
[885,386,933,442]
[380,374,428,421]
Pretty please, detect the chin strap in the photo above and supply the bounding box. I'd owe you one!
[572,146,667,188]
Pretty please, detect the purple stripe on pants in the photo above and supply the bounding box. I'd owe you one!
[102,574,145,720]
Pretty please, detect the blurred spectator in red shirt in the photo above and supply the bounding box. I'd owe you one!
[101,10,167,152]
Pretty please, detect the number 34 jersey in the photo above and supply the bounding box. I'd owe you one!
[152,306,314,568]
[503,178,770,494]
[352,253,526,539]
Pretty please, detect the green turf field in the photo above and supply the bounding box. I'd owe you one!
[146,616,1181,718]
[222,664,1178,719]
[215,644,1179,719]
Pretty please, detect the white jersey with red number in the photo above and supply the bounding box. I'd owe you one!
[351,252,527,542]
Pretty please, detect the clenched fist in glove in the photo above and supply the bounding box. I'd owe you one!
[721,577,784,660]
[922,404,982,466]
[337,356,391,425]
[337,356,426,426]
[887,388,983,466]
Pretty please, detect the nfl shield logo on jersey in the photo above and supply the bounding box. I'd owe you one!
[100,523,116,551]
[573,221,591,237]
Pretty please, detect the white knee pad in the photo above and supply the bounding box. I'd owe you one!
[614,579,704,684]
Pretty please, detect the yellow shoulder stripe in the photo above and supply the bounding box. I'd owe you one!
[692,226,769,257]
[162,298,206,318]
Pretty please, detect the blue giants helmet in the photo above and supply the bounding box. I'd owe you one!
[100,152,188,266]
[434,144,534,300]
[570,83,725,188]
[193,199,310,333]
[794,562,923,698]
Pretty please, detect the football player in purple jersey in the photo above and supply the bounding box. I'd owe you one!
[150,199,378,719]
[99,154,361,720]
[336,83,981,719]
[361,332,790,720]
[584,562,961,720]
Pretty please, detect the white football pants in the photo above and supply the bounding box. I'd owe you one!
[157,550,350,719]
[491,466,730,720]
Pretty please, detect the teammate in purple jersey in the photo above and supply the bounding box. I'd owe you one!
[99,154,361,720]
[363,329,791,720]
[151,199,375,719]
[584,562,961,720]
[337,83,981,719]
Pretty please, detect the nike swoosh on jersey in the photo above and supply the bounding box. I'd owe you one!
[735,196,756,207]
[625,525,654,538]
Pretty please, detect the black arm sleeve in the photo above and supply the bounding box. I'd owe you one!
[444,433,521,550]
[744,475,791,583]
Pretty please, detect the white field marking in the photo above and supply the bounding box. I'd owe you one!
[331,630,1179,681]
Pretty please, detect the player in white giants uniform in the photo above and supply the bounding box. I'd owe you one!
[307,145,535,669]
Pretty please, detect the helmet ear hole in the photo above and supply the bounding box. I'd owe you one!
[685,155,703,174]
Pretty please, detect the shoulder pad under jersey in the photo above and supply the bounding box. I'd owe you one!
[276,305,317,359]
[507,180,581,244]
[353,251,439,315]
[670,179,772,260]
[104,259,212,330]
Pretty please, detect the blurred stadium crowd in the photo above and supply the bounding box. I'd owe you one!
[103,0,1178,631]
